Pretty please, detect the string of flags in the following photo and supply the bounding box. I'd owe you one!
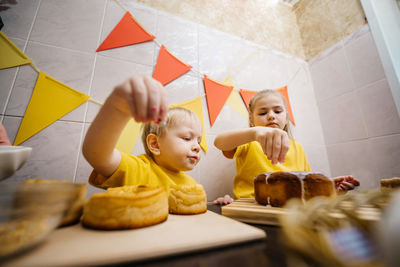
[0,0,297,154]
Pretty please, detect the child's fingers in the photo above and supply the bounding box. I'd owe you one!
[278,133,289,163]
[271,132,281,165]
[265,132,273,161]
[143,77,161,122]
[130,77,148,122]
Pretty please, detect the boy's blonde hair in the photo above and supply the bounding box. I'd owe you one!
[248,89,293,139]
[141,107,201,157]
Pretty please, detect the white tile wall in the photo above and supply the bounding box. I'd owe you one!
[310,25,400,189]
[1,0,327,200]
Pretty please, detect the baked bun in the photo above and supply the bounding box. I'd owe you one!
[254,172,335,207]
[23,179,86,226]
[82,185,168,230]
[380,177,400,192]
[168,184,207,215]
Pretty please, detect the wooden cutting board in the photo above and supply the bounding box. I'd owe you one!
[3,211,266,267]
[222,198,286,226]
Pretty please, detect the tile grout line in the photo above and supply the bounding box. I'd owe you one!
[2,0,42,118]
[72,0,108,183]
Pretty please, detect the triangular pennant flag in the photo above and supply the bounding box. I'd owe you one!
[203,75,233,127]
[239,89,257,110]
[170,97,207,152]
[277,86,295,126]
[153,45,192,85]
[116,119,142,154]
[0,31,32,69]
[239,87,295,125]
[14,72,89,145]
[96,11,155,52]
[220,76,248,119]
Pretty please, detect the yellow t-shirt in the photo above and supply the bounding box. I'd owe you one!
[233,139,310,199]
[89,153,198,190]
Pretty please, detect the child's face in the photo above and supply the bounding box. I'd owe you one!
[156,118,202,172]
[250,94,288,130]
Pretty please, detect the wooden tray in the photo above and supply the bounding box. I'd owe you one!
[222,198,285,226]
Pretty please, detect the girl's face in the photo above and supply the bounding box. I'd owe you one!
[249,94,288,130]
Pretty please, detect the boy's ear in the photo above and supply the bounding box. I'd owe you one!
[146,134,160,155]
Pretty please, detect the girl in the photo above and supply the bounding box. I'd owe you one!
[213,89,359,204]
[83,75,203,190]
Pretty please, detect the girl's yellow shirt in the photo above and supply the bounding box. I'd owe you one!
[233,139,310,199]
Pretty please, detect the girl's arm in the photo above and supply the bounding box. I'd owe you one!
[214,127,289,164]
[82,76,167,177]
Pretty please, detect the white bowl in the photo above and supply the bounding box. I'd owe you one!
[0,146,32,180]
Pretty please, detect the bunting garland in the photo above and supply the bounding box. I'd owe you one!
[3,1,299,151]
[153,45,192,85]
[96,11,155,52]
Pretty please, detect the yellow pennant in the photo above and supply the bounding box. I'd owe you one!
[170,97,207,152]
[116,119,142,154]
[14,72,89,145]
[220,76,248,119]
[0,31,32,69]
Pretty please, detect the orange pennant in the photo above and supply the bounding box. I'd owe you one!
[239,86,295,126]
[96,11,155,52]
[203,75,233,126]
[153,45,192,85]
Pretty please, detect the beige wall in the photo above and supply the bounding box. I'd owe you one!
[133,0,366,61]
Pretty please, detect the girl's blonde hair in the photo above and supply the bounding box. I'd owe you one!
[248,89,294,139]
[141,107,201,157]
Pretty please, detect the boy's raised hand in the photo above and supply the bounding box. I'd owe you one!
[253,127,289,165]
[110,75,167,123]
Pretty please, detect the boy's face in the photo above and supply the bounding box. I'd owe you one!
[156,117,202,172]
[250,94,288,130]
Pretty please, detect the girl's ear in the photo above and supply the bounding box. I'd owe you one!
[249,115,254,127]
[146,134,160,155]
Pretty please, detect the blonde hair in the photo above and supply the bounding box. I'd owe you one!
[141,107,201,157]
[248,89,293,139]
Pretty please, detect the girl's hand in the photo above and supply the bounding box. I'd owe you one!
[212,194,234,205]
[253,127,289,164]
[109,75,167,123]
[334,175,360,192]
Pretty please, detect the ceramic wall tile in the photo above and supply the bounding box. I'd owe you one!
[5,66,38,117]
[302,144,331,176]
[29,0,106,53]
[292,104,325,146]
[0,0,40,40]
[310,48,355,102]
[97,0,155,66]
[85,55,152,122]
[368,134,400,180]
[357,79,400,138]
[25,41,95,122]
[344,31,386,89]
[3,118,84,183]
[326,140,378,189]
[165,75,201,106]
[318,92,367,144]
[2,116,20,144]
[0,38,26,115]
[154,11,198,70]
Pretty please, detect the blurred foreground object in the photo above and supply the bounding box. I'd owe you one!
[380,177,400,192]
[280,190,397,267]
[0,182,81,260]
[0,146,32,180]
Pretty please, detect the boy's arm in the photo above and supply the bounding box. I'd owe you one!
[82,76,167,177]
[214,127,289,164]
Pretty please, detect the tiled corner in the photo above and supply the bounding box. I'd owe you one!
[0,0,40,40]
[96,0,156,66]
[344,31,386,89]
[357,79,400,138]
[29,0,106,53]
[318,92,367,144]
[310,48,355,102]
[326,140,379,189]
[293,104,325,146]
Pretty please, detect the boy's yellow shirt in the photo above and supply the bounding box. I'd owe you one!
[233,139,310,199]
[89,153,198,190]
